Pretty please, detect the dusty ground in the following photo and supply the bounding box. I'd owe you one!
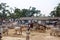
[2,29,60,40]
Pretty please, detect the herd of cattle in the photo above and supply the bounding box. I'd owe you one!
[1,20,60,37]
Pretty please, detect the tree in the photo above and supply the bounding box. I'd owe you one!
[14,8,23,18]
[50,3,60,17]
[14,7,41,18]
[25,7,40,17]
[22,9,28,17]
[0,3,10,19]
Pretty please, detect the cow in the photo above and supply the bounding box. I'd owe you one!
[50,21,60,37]
[14,26,22,35]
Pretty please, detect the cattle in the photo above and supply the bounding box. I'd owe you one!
[50,21,60,37]
[2,24,9,35]
[33,22,47,32]
[50,28,60,36]
[14,26,22,35]
[3,26,8,35]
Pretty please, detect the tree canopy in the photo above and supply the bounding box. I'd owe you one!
[50,3,60,17]
[14,7,40,18]
[0,3,41,19]
[0,3,10,19]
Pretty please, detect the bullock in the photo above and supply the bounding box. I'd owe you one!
[2,24,9,35]
[33,22,47,32]
[12,22,23,35]
[14,26,22,35]
[3,26,8,35]
[50,22,60,37]
[50,28,60,36]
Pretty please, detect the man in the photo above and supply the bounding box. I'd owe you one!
[54,22,57,28]
[26,20,31,40]
[28,20,33,31]
[0,19,2,40]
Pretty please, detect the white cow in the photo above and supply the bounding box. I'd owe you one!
[12,22,22,35]
[14,26,22,35]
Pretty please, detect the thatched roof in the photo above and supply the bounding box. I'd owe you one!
[20,17,60,20]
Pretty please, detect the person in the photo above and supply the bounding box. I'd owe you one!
[26,30,30,40]
[27,20,33,31]
[3,20,5,24]
[0,19,2,40]
[54,22,57,28]
[26,20,31,40]
[30,22,33,28]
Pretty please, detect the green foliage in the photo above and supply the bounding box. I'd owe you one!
[14,7,40,18]
[0,3,9,19]
[25,7,40,17]
[0,3,41,19]
[14,8,23,18]
[50,3,60,17]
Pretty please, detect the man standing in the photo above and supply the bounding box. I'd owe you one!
[26,20,31,40]
[28,20,33,31]
[0,19,2,40]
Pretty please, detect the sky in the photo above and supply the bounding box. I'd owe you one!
[0,0,60,16]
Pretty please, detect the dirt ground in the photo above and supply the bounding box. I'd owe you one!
[2,29,60,40]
